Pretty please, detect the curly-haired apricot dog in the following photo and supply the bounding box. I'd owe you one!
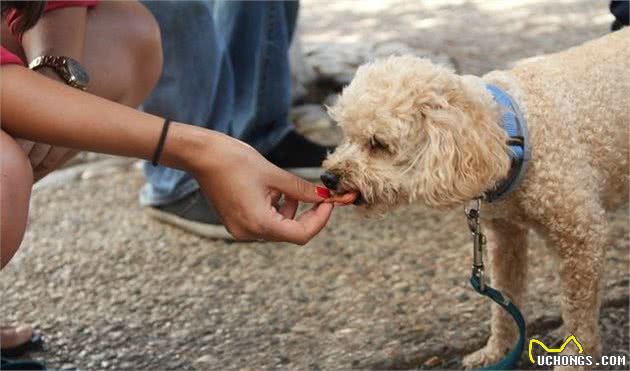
[322,29,629,368]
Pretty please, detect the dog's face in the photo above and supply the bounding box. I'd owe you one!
[322,56,511,211]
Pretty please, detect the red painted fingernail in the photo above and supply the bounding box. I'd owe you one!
[316,186,331,198]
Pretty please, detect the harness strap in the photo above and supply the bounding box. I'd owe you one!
[470,275,526,370]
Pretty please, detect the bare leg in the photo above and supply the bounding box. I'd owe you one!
[0,130,34,268]
[0,1,162,266]
[81,0,163,107]
[0,1,163,344]
[1,1,162,178]
[2,1,162,108]
[463,220,529,368]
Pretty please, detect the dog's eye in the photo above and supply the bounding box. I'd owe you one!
[368,136,388,152]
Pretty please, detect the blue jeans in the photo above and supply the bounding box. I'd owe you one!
[140,1,298,205]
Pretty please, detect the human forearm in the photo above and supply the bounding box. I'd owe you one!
[1,66,334,244]
[15,6,88,178]
[0,65,206,172]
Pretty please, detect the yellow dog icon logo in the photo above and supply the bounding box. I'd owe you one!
[529,335,584,364]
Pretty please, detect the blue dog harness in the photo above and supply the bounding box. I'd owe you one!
[463,85,530,370]
[483,84,531,202]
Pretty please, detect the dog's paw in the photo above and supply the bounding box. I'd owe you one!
[462,346,505,369]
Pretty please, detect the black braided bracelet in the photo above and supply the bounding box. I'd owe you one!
[152,118,171,166]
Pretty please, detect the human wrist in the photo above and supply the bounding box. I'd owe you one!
[159,123,220,174]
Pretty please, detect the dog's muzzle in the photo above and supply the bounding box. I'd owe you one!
[320,171,340,190]
[320,171,367,205]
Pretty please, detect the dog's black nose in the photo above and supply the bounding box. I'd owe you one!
[320,171,339,190]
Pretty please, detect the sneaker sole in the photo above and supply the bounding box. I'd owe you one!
[144,207,234,240]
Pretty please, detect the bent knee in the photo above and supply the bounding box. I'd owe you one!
[99,1,163,106]
[126,2,163,103]
[0,132,33,267]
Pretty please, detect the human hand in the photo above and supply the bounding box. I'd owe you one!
[187,131,334,244]
[14,138,77,182]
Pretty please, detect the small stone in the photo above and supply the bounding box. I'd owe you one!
[81,166,120,180]
[457,292,470,302]
[128,322,142,330]
[275,355,290,365]
[291,323,312,334]
[392,281,410,291]
[335,328,353,335]
[91,352,106,361]
[424,356,443,367]
[168,329,190,339]
[194,354,218,369]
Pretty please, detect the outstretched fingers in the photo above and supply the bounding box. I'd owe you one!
[269,167,330,204]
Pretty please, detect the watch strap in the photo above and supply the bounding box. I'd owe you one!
[29,55,65,71]
[28,55,87,90]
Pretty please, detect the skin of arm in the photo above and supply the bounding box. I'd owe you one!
[2,65,208,171]
[15,7,89,179]
[1,65,334,243]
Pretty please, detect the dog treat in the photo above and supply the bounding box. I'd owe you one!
[316,186,331,198]
[327,191,359,205]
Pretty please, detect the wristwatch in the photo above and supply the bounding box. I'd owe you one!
[28,56,90,91]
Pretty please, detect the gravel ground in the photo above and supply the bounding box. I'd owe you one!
[2,1,628,370]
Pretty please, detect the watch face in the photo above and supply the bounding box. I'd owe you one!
[65,58,90,87]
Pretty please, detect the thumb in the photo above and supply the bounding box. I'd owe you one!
[270,168,329,203]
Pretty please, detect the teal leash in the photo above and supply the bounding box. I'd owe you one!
[469,276,526,370]
[464,199,526,370]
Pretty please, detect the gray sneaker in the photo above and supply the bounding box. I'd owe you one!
[144,190,233,240]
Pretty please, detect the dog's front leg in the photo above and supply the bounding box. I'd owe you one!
[463,219,529,369]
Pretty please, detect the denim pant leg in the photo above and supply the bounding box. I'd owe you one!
[212,1,297,151]
[139,1,232,205]
[140,1,298,206]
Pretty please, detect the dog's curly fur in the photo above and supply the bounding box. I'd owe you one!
[323,29,629,369]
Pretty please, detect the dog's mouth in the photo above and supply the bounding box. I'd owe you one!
[352,192,367,205]
[327,189,367,206]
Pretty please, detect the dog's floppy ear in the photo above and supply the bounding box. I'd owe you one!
[410,95,511,209]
